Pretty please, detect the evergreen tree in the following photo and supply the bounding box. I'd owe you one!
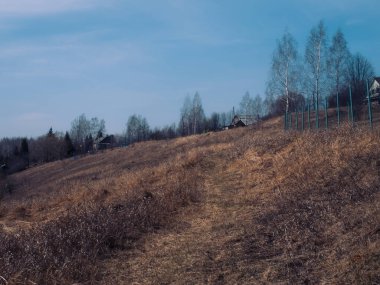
[63,132,75,157]
[84,134,94,153]
[47,127,55,138]
[20,138,29,167]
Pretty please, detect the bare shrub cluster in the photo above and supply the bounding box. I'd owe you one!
[0,147,206,284]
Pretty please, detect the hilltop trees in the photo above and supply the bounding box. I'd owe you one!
[192,92,205,134]
[42,128,61,162]
[20,138,29,167]
[0,137,30,173]
[125,115,150,145]
[239,92,263,118]
[265,20,376,118]
[179,92,205,136]
[70,114,106,153]
[328,29,351,100]
[346,52,375,105]
[305,20,328,110]
[239,92,254,115]
[63,132,75,157]
[267,31,300,114]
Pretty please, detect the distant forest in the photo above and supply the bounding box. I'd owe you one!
[0,20,376,174]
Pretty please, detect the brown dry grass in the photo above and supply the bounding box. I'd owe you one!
[1,117,380,284]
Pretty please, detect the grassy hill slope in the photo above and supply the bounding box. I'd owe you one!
[1,118,379,284]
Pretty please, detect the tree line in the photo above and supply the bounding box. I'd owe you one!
[265,20,375,116]
[1,20,376,174]
[0,90,263,174]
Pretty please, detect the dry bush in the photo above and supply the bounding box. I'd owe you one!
[0,143,211,284]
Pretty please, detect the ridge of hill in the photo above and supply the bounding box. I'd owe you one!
[0,118,379,284]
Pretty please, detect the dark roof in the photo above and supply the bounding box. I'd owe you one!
[232,115,241,125]
[228,115,246,128]
[98,135,114,144]
[374,77,380,83]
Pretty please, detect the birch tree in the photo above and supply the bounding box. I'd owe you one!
[267,31,299,113]
[125,114,150,144]
[239,92,254,115]
[70,114,106,152]
[179,95,192,136]
[252,94,263,117]
[191,92,205,134]
[328,29,350,98]
[179,93,205,135]
[305,20,328,109]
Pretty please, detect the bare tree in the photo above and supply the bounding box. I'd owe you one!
[90,117,106,139]
[305,20,328,109]
[239,92,253,115]
[125,114,150,144]
[267,31,299,113]
[252,94,263,117]
[179,93,205,135]
[70,114,106,153]
[346,53,375,105]
[239,92,263,118]
[70,114,90,152]
[328,29,351,99]
[179,95,192,136]
[192,92,205,134]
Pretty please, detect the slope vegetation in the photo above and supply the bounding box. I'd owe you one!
[0,118,379,284]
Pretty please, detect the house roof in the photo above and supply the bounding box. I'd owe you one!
[98,135,114,144]
[374,77,380,83]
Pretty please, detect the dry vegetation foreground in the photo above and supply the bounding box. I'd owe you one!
[1,118,379,284]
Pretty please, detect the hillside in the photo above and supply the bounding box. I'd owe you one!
[0,117,379,284]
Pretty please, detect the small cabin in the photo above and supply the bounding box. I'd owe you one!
[227,115,246,129]
[94,135,115,150]
[369,77,380,102]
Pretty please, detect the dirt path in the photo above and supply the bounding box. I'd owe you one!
[100,148,276,285]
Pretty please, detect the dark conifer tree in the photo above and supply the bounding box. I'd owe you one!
[64,132,75,157]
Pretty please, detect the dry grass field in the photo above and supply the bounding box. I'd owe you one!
[0,116,379,284]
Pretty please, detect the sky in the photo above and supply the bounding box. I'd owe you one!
[0,0,379,138]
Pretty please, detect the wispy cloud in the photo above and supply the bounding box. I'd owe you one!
[0,0,111,16]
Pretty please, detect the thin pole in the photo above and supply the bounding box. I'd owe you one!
[289,112,292,129]
[302,105,304,131]
[308,101,311,129]
[325,97,328,129]
[296,110,298,130]
[284,111,287,130]
[336,91,340,126]
[366,80,373,129]
[316,103,319,129]
[349,85,354,125]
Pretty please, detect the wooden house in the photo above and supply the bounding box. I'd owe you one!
[94,135,115,150]
[369,77,380,102]
[228,115,246,129]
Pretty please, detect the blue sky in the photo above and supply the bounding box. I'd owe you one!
[0,0,379,138]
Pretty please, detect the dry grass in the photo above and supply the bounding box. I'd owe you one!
[0,134,233,284]
[218,125,380,284]
[1,118,379,284]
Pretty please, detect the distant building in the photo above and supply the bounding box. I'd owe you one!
[228,115,246,129]
[94,135,115,150]
[239,114,257,126]
[369,77,380,102]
